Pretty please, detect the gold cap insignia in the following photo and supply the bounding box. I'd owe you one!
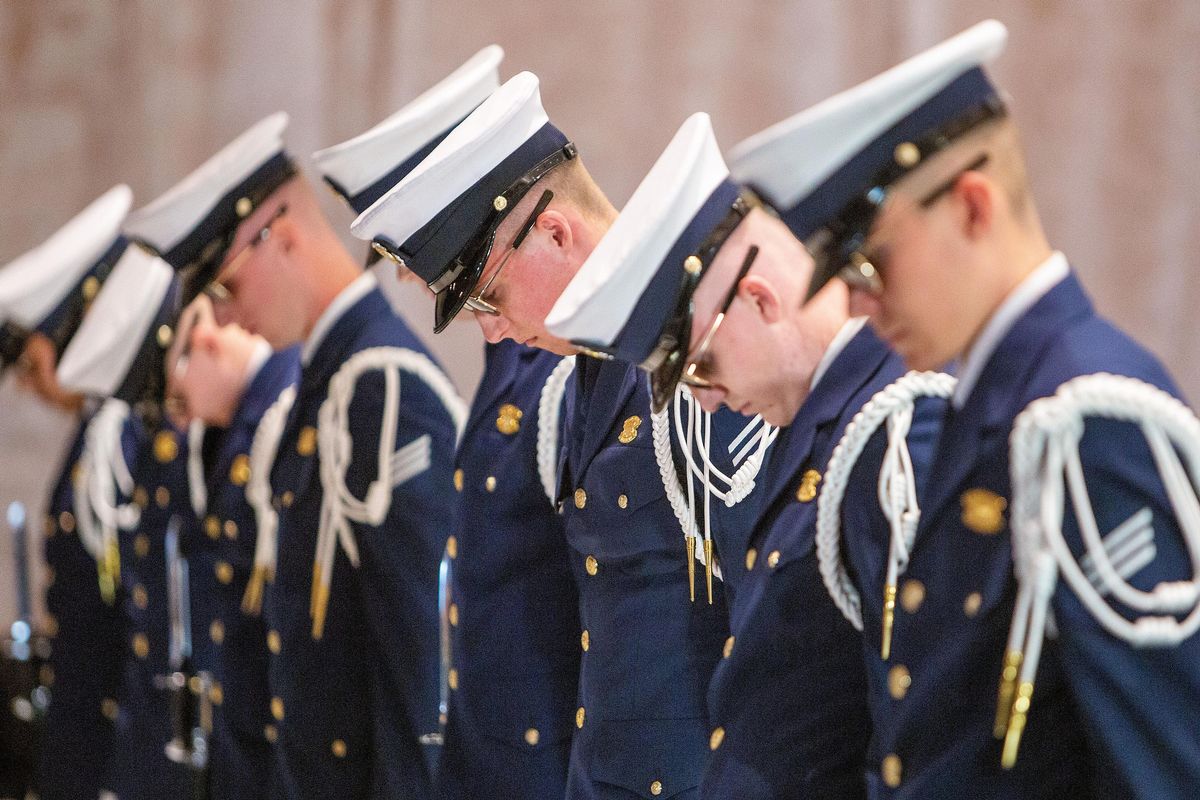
[894,141,921,168]
[496,403,523,435]
[960,488,1007,535]
[618,415,642,444]
[235,197,254,218]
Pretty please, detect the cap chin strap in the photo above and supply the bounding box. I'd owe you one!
[815,371,957,650]
[1005,373,1200,768]
[652,384,777,602]
[242,384,296,616]
[309,347,467,640]
[75,398,142,606]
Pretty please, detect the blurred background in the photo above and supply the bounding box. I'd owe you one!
[1,0,1198,625]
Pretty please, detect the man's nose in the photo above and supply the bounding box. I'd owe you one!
[474,311,510,344]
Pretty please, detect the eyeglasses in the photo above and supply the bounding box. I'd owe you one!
[680,245,759,390]
[822,152,992,299]
[204,204,288,305]
[463,189,553,316]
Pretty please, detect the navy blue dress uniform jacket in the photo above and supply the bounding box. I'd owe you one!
[109,417,206,800]
[37,415,126,799]
[265,285,458,800]
[868,271,1200,799]
[560,356,729,800]
[701,325,906,800]
[437,340,580,800]
[194,348,300,800]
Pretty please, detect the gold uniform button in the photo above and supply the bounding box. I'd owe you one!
[650,780,663,796]
[134,534,150,559]
[132,584,148,610]
[581,629,590,652]
[267,630,282,654]
[205,516,221,540]
[448,604,459,627]
[446,536,458,559]
[229,454,251,486]
[888,665,911,700]
[153,431,178,463]
[271,697,285,721]
[574,488,587,509]
[453,469,464,492]
[684,254,703,274]
[745,548,757,571]
[575,707,585,728]
[210,683,224,706]
[448,669,459,691]
[223,520,238,540]
[210,620,225,645]
[900,579,926,614]
[796,469,822,503]
[297,426,318,457]
[617,493,628,509]
[281,491,294,507]
[723,636,735,659]
[331,739,347,758]
[767,550,782,569]
[524,727,540,746]
[215,562,234,584]
[585,555,599,576]
[963,592,983,618]
[710,726,725,750]
[101,698,119,720]
[264,724,278,743]
[155,486,170,508]
[132,633,149,659]
[618,415,642,444]
[58,511,75,534]
[485,476,497,492]
[132,487,149,508]
[882,754,902,788]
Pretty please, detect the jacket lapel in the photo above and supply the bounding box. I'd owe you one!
[919,270,1095,525]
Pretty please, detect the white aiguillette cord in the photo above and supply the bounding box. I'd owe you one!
[1004,373,1200,768]
[74,397,142,605]
[536,356,577,506]
[652,384,778,603]
[241,384,296,616]
[310,347,467,639]
[814,371,956,658]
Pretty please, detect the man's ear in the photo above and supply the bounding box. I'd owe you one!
[953,170,994,240]
[741,275,783,324]
[536,209,573,253]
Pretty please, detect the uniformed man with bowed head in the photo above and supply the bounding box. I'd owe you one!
[123,112,463,800]
[0,185,134,798]
[313,46,583,799]
[543,110,935,799]
[740,19,1200,799]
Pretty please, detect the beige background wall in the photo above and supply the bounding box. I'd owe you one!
[1,1,1197,625]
